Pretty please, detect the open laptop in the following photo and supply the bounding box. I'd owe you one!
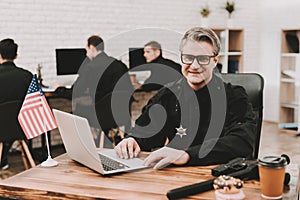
[52,109,148,175]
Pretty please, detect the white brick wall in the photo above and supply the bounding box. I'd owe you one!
[0,0,299,123]
[0,0,260,82]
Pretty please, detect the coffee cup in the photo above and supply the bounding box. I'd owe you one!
[258,155,289,199]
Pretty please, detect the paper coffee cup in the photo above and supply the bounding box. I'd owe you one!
[258,155,288,199]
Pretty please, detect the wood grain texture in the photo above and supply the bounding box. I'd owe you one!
[0,153,298,200]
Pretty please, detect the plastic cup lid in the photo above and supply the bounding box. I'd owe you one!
[258,155,288,168]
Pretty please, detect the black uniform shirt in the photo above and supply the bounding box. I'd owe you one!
[128,74,257,166]
[0,62,32,103]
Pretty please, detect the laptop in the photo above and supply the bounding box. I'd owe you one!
[52,109,148,175]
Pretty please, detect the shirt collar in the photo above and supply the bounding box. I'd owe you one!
[0,61,16,69]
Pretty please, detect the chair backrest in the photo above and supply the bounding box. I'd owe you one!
[0,100,26,142]
[221,73,264,159]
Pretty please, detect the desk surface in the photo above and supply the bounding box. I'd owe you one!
[0,153,299,200]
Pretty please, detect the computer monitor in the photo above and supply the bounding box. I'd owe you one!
[56,48,86,75]
[128,48,146,70]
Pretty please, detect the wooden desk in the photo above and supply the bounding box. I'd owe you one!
[0,154,299,200]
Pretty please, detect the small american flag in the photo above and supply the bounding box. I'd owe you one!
[18,74,57,139]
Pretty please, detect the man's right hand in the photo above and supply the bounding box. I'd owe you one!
[114,137,141,159]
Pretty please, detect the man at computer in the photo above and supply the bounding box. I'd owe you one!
[0,38,32,169]
[114,27,256,169]
[72,35,133,146]
[140,41,182,91]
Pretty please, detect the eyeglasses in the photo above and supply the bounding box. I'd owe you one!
[181,54,216,65]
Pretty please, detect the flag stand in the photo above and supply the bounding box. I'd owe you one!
[41,131,58,167]
[41,120,58,167]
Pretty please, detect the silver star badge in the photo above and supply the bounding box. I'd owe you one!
[176,125,187,138]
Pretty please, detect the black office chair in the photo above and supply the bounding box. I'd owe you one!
[0,100,36,169]
[221,73,264,159]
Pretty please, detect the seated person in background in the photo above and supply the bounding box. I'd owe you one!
[115,27,257,169]
[72,35,133,146]
[0,38,32,169]
[141,41,182,91]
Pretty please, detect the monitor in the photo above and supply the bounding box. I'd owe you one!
[56,48,86,75]
[128,48,146,70]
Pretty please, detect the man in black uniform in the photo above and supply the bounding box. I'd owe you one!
[73,35,132,104]
[115,27,256,169]
[141,41,182,91]
[72,35,133,146]
[0,38,32,169]
[144,41,181,74]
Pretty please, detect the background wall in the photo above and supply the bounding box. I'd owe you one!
[0,0,299,122]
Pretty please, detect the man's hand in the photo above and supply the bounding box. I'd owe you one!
[143,147,190,170]
[114,137,141,159]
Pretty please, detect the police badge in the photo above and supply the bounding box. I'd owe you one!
[176,125,187,138]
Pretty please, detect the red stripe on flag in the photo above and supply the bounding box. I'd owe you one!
[22,99,41,108]
[24,93,40,100]
[22,93,41,104]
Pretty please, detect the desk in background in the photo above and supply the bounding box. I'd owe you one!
[0,153,298,200]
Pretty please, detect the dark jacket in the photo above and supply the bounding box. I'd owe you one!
[0,62,32,104]
[141,56,182,91]
[128,74,257,166]
[73,52,132,102]
[72,52,133,128]
[153,56,182,74]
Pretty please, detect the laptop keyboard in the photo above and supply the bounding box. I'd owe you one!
[99,153,129,171]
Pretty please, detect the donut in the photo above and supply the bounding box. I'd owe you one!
[213,175,245,200]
